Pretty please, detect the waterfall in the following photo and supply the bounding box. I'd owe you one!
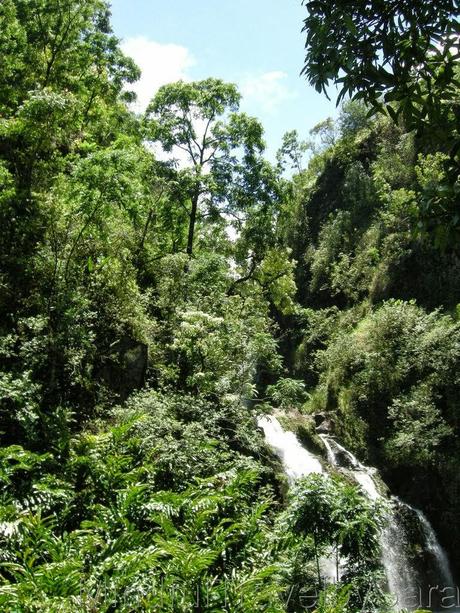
[404,502,454,588]
[320,435,418,609]
[417,509,454,586]
[257,415,323,480]
[320,435,456,610]
[258,415,456,610]
[257,415,340,582]
[320,435,380,500]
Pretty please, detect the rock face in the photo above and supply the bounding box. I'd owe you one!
[100,337,148,400]
[313,412,327,427]
[314,412,335,434]
[384,463,460,582]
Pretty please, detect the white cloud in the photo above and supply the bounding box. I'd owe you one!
[122,36,195,111]
[240,71,296,114]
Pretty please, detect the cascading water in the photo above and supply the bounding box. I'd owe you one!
[395,498,455,588]
[257,415,341,582]
[320,435,417,609]
[257,414,456,611]
[411,506,454,588]
[320,434,380,500]
[257,415,323,480]
[320,435,456,611]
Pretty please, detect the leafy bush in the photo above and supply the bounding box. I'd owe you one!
[311,300,459,469]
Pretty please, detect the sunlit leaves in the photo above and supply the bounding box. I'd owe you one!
[301,0,460,239]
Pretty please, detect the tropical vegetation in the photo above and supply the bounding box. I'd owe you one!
[0,0,459,611]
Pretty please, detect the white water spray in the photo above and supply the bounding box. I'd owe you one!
[257,415,341,581]
[320,435,456,609]
[257,415,323,480]
[406,503,454,588]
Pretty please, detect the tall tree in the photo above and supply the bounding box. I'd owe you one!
[0,0,139,114]
[0,0,140,320]
[144,78,270,256]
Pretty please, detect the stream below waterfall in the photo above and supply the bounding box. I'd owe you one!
[258,415,457,611]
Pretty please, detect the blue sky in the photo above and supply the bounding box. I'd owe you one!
[110,0,338,159]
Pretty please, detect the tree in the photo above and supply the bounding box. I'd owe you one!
[309,117,337,151]
[276,130,309,174]
[144,80,297,311]
[0,0,140,322]
[286,474,383,598]
[0,0,139,114]
[301,0,460,243]
[338,100,372,138]
[301,0,460,134]
[144,79,270,256]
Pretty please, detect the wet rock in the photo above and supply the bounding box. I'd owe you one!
[316,418,335,434]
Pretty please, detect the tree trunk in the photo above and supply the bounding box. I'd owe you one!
[314,531,323,590]
[186,190,199,257]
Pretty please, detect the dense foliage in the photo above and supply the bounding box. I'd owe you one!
[286,101,460,581]
[1,0,460,610]
[301,0,460,244]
